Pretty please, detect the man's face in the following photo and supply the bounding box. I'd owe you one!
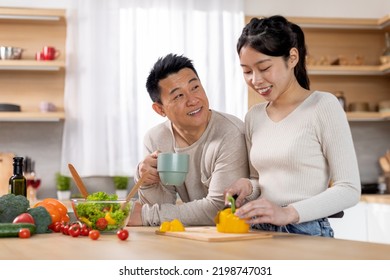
[154,68,210,134]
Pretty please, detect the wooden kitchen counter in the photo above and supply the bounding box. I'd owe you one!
[1,226,389,260]
[361,194,390,204]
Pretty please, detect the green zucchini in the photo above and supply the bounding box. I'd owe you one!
[0,223,36,237]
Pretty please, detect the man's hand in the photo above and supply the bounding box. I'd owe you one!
[224,178,253,208]
[138,150,160,185]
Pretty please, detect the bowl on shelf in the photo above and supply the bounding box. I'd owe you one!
[380,55,390,65]
[0,46,23,60]
[0,103,21,112]
[71,198,135,233]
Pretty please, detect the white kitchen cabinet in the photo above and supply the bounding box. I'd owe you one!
[330,199,390,244]
[330,202,368,242]
[366,203,390,244]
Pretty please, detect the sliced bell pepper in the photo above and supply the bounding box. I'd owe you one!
[105,212,116,225]
[159,219,185,232]
[215,195,249,233]
[79,216,92,228]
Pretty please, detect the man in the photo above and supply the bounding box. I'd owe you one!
[128,53,248,226]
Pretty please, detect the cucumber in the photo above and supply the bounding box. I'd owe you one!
[0,223,36,237]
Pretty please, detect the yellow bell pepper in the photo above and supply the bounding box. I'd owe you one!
[79,216,92,228]
[105,212,116,225]
[159,219,185,232]
[215,196,249,233]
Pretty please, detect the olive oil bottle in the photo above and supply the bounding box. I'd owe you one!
[9,156,27,197]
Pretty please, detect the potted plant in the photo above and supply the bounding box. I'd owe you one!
[113,176,129,199]
[56,172,71,200]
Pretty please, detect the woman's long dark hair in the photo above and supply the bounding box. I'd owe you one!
[237,15,310,90]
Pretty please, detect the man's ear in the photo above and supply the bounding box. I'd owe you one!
[152,102,166,117]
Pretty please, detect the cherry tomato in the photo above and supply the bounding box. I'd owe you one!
[51,221,62,233]
[117,229,129,241]
[61,224,70,235]
[18,228,31,239]
[80,224,90,236]
[96,218,108,230]
[68,224,81,237]
[89,230,100,240]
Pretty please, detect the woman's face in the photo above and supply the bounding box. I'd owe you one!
[239,46,298,102]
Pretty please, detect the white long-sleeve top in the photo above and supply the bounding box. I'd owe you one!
[245,91,361,223]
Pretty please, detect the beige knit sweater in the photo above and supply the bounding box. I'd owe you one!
[245,91,361,223]
[138,110,249,226]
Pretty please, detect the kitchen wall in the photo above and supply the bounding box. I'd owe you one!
[1,0,389,199]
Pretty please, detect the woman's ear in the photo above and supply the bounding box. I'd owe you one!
[289,48,299,67]
[152,102,166,117]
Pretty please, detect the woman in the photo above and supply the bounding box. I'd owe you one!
[225,15,361,237]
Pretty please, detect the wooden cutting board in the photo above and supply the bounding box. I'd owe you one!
[155,226,273,242]
[0,152,14,195]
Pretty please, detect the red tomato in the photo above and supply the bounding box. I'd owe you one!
[68,224,80,237]
[13,213,35,225]
[80,224,90,236]
[61,224,70,235]
[117,229,129,241]
[18,228,31,239]
[89,230,100,240]
[96,218,108,230]
[52,222,62,233]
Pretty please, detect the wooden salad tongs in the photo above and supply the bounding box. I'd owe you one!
[120,171,149,210]
[68,163,89,199]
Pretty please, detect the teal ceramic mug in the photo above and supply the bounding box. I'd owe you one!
[157,153,189,185]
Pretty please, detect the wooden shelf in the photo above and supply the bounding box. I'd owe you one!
[0,7,66,123]
[0,112,65,122]
[0,60,65,71]
[308,64,389,76]
[347,111,390,121]
[0,7,65,22]
[289,14,390,30]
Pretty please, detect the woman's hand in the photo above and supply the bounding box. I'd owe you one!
[224,178,253,208]
[138,150,160,185]
[235,198,300,226]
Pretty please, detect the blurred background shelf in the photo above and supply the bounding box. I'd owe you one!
[0,112,65,122]
[0,60,65,71]
[347,111,390,121]
[0,7,66,123]
[308,64,390,76]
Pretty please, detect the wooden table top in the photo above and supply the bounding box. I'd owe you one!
[361,194,390,204]
[1,226,390,260]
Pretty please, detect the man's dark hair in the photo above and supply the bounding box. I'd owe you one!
[146,53,199,103]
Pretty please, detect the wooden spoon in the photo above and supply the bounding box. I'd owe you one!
[68,163,89,199]
[379,157,390,174]
[121,171,148,209]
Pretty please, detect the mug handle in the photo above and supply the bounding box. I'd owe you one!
[55,49,61,59]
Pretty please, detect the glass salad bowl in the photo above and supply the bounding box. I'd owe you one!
[71,194,135,233]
